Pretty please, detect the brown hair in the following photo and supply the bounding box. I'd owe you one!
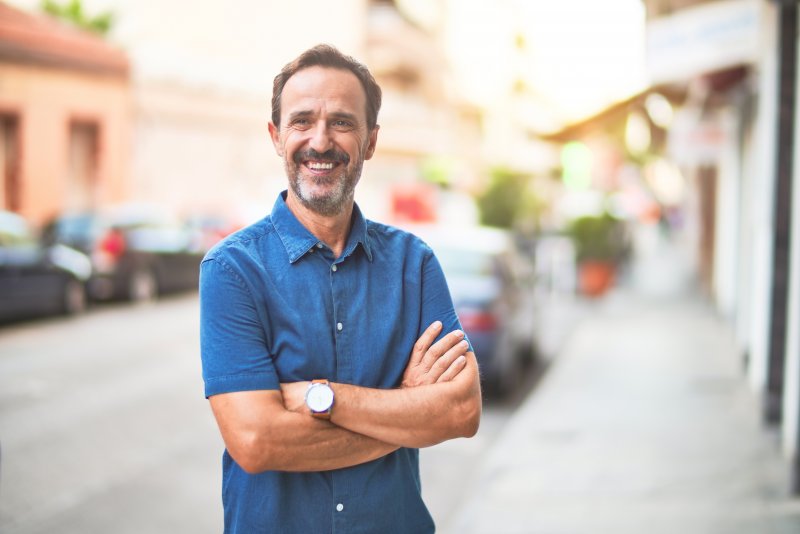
[271,44,382,130]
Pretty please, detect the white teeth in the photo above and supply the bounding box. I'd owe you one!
[307,162,334,170]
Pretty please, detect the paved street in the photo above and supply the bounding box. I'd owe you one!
[0,294,519,533]
[0,296,222,533]
[447,286,800,534]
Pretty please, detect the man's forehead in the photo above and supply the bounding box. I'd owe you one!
[281,67,367,112]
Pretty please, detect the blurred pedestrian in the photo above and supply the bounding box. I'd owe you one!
[199,44,481,533]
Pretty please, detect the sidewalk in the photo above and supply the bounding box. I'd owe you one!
[445,285,800,533]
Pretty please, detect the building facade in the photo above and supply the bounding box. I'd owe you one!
[643,0,800,492]
[0,3,130,224]
[3,0,483,227]
[535,0,800,494]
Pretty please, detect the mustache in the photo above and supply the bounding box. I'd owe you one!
[293,148,350,165]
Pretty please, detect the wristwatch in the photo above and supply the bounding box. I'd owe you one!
[305,379,334,419]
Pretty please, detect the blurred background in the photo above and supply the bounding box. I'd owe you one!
[3,0,800,532]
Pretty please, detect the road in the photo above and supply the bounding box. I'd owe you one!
[0,294,521,534]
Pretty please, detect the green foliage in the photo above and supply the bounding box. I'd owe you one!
[565,212,627,263]
[420,157,453,188]
[476,167,539,230]
[41,0,114,35]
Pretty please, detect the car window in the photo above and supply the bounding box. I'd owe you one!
[54,216,94,239]
[45,215,99,246]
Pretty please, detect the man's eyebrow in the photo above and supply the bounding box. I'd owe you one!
[328,111,358,122]
[287,110,314,122]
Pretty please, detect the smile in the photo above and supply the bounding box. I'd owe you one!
[306,161,336,171]
[294,148,350,171]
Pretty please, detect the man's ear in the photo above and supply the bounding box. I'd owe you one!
[364,125,380,160]
[268,122,284,156]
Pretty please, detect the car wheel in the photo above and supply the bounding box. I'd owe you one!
[516,339,538,371]
[499,356,523,399]
[128,268,158,302]
[482,337,522,400]
[63,278,87,315]
[497,337,525,398]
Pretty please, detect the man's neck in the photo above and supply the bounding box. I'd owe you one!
[285,193,353,258]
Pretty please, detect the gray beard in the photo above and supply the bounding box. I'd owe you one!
[287,161,362,217]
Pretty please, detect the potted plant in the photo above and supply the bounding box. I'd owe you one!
[565,212,627,297]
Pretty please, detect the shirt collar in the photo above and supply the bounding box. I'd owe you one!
[270,191,373,263]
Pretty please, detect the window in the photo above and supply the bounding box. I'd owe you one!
[66,120,100,212]
[0,114,20,212]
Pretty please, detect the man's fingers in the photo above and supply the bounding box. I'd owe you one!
[402,325,469,388]
[437,355,467,383]
[420,329,464,371]
[427,339,468,380]
[409,321,443,368]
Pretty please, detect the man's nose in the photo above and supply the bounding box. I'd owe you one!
[308,122,333,153]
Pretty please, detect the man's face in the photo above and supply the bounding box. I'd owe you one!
[269,66,379,217]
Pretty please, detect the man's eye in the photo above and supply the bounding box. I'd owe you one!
[332,120,352,129]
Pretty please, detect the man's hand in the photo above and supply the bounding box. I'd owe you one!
[281,381,310,413]
[401,321,469,388]
[281,321,469,412]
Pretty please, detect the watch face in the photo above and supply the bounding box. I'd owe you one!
[306,383,334,412]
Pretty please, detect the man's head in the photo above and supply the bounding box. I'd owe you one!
[269,45,382,217]
[271,44,382,130]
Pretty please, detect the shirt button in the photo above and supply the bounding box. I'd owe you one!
[336,503,344,512]
[337,322,343,331]
[331,264,337,272]
[316,243,324,249]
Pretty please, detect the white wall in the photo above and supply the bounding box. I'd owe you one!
[747,1,780,393]
[735,94,757,366]
[713,108,743,320]
[781,6,800,464]
[131,81,283,223]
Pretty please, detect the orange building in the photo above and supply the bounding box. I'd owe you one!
[0,2,130,224]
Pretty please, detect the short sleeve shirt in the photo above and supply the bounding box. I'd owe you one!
[199,191,465,534]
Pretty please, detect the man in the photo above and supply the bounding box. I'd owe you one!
[200,44,482,533]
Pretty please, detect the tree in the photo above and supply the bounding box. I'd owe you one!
[41,0,114,35]
[476,167,540,230]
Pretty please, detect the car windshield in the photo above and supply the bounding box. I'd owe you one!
[435,247,495,278]
[0,211,35,247]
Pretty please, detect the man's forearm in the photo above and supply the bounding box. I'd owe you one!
[210,390,398,474]
[263,414,399,472]
[329,353,481,448]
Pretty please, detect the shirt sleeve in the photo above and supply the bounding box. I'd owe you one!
[419,248,473,352]
[199,257,280,397]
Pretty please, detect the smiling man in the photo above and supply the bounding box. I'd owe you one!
[199,44,482,533]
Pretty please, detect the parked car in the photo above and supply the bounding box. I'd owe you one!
[184,213,241,253]
[42,204,206,302]
[0,210,91,323]
[412,224,539,396]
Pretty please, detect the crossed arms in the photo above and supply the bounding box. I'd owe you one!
[208,321,482,474]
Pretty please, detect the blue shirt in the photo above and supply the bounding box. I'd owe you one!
[199,191,465,534]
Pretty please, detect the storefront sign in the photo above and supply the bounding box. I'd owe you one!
[646,0,761,84]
